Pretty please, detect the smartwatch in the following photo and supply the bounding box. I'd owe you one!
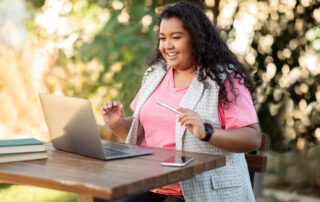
[201,123,214,142]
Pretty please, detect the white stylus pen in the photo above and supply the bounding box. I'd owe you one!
[156,101,182,115]
[156,101,214,134]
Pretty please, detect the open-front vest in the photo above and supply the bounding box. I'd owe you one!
[126,62,255,202]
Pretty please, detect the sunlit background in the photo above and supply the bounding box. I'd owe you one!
[0,0,319,200]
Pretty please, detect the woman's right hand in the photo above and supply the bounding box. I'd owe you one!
[101,101,124,129]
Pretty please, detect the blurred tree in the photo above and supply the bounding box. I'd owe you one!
[247,0,320,151]
[74,0,157,115]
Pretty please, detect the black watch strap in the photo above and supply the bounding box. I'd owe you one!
[201,123,214,142]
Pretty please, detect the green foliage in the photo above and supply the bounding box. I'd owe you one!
[73,0,156,115]
[249,1,320,151]
[308,25,320,51]
[26,0,45,9]
[0,183,76,202]
[267,146,320,194]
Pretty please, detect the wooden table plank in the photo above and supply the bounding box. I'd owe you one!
[0,146,225,200]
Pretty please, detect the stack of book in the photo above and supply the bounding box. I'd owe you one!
[0,138,47,163]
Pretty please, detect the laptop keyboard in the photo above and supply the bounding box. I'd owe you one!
[109,143,130,150]
[103,148,126,156]
[102,142,131,150]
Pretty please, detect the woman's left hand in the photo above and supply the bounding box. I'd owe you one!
[177,108,206,140]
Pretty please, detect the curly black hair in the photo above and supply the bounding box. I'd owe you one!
[149,1,256,105]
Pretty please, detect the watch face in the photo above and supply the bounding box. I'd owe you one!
[204,123,214,134]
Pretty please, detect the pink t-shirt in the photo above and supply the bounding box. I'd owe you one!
[132,67,188,149]
[130,68,258,195]
[218,76,259,129]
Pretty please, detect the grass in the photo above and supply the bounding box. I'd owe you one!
[0,183,76,202]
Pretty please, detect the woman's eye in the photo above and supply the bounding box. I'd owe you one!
[173,36,181,39]
[159,37,165,40]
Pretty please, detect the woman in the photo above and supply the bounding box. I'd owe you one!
[101,2,261,202]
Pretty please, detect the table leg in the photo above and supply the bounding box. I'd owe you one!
[77,194,94,202]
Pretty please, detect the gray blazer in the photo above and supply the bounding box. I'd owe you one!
[126,62,255,202]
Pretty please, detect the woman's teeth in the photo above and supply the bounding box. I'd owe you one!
[168,53,178,56]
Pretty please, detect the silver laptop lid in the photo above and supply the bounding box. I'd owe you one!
[39,93,106,159]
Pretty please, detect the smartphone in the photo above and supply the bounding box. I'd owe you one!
[160,155,194,167]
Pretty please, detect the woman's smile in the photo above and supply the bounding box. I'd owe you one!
[166,52,179,59]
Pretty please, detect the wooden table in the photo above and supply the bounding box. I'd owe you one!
[0,145,225,201]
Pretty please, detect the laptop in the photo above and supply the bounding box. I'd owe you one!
[39,93,152,160]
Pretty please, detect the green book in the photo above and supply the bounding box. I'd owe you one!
[0,138,46,155]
